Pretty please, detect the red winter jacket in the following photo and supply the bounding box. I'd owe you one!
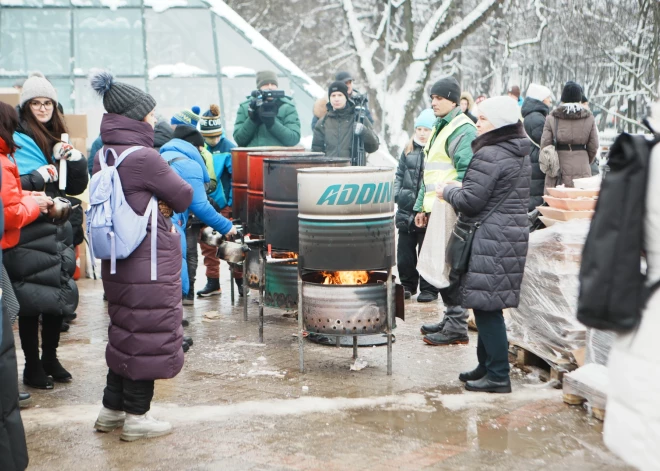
[0,137,41,250]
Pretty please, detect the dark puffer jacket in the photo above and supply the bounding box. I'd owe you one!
[521,97,549,210]
[4,127,88,319]
[311,102,379,158]
[443,122,532,311]
[394,140,424,231]
[0,286,29,471]
[95,113,193,381]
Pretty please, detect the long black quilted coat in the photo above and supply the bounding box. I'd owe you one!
[521,97,549,211]
[443,122,532,311]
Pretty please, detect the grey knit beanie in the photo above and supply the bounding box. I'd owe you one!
[256,70,278,89]
[89,69,156,121]
[20,72,58,107]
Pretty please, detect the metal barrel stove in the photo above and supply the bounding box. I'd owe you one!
[264,156,350,252]
[231,146,303,225]
[296,167,397,375]
[262,155,350,310]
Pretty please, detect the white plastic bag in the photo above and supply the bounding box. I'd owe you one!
[416,198,450,289]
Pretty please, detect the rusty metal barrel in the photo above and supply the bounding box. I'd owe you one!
[231,146,303,225]
[263,155,348,252]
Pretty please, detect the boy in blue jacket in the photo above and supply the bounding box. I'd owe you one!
[194,104,243,297]
[159,127,237,307]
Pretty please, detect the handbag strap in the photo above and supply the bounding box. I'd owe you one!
[474,157,526,228]
[552,117,558,147]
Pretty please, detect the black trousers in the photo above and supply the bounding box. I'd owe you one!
[18,315,63,364]
[397,229,438,295]
[474,309,510,381]
[186,223,201,293]
[102,368,155,415]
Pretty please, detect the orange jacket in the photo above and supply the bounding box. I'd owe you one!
[1,137,41,250]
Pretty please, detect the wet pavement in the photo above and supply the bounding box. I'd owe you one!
[14,263,631,470]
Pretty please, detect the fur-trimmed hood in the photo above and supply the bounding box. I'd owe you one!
[551,104,592,120]
[313,97,329,119]
[472,121,528,155]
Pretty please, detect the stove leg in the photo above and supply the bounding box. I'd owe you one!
[230,265,235,303]
[386,268,393,376]
[298,272,304,373]
[352,336,358,360]
[336,337,341,348]
[258,251,265,343]
[243,257,248,321]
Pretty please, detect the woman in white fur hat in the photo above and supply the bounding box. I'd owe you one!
[436,96,532,393]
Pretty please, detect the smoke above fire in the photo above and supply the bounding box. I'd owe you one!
[321,271,369,285]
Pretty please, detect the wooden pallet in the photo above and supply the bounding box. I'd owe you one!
[509,340,576,385]
[562,393,605,421]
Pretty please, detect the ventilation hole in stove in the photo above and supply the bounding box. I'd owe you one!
[347,320,351,324]
[367,319,371,323]
[336,320,341,324]
[376,318,380,322]
[357,320,361,323]
[352,327,357,331]
[332,326,337,330]
[362,326,367,330]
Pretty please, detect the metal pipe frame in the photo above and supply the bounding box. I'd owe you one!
[386,268,393,376]
[258,248,266,343]
[298,268,304,373]
[243,255,248,321]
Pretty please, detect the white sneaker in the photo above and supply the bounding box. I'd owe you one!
[94,407,126,432]
[120,412,172,442]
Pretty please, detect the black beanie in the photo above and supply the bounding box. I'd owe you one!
[430,77,461,105]
[561,81,584,103]
[173,125,204,148]
[328,80,349,101]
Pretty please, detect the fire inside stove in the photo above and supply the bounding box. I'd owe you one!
[272,251,298,259]
[320,271,370,285]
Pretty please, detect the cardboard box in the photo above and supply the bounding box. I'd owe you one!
[0,87,20,107]
[63,114,88,138]
[70,137,88,153]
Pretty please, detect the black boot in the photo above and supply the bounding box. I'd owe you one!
[197,277,221,297]
[235,277,244,297]
[459,365,487,382]
[64,312,77,322]
[60,321,70,332]
[19,392,32,408]
[19,316,54,389]
[41,316,72,382]
[182,293,195,306]
[465,376,512,393]
[423,331,469,346]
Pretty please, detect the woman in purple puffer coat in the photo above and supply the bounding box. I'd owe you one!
[89,71,193,442]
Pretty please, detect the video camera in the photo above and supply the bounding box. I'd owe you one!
[250,89,286,121]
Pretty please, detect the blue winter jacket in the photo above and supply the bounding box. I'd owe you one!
[205,136,236,209]
[160,139,233,294]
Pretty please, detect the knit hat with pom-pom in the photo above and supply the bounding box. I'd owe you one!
[20,72,58,107]
[199,104,223,137]
[171,106,201,128]
[89,69,156,121]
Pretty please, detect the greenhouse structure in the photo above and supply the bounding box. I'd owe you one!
[0,0,325,148]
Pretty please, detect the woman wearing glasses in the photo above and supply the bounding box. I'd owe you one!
[3,72,88,390]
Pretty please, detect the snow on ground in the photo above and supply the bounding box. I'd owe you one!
[428,386,561,411]
[21,393,429,425]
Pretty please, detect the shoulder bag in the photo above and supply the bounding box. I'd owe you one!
[446,157,526,274]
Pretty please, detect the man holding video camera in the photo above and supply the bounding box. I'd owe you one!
[233,70,301,148]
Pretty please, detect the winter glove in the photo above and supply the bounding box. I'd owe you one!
[354,122,365,136]
[53,142,83,161]
[248,99,261,123]
[36,164,59,183]
[260,113,275,128]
